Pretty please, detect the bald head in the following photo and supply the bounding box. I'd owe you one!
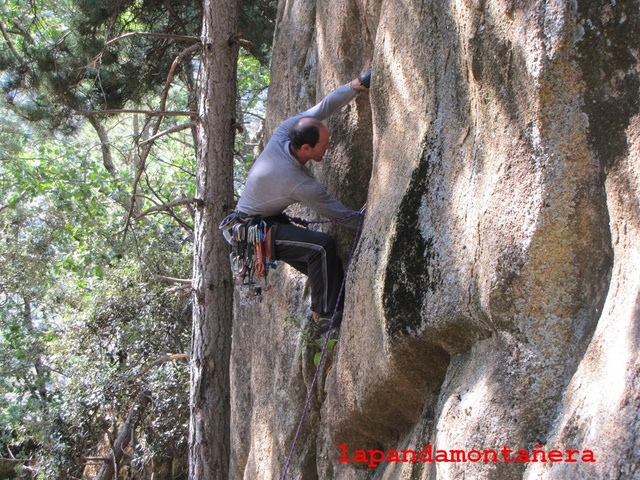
[289,117,327,150]
[288,117,332,164]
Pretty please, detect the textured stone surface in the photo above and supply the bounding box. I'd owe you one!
[230,0,640,478]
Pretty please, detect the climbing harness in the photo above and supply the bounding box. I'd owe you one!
[219,212,276,305]
[220,205,366,306]
[279,206,366,480]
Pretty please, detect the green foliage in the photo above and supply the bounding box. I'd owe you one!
[0,0,272,476]
[235,50,270,197]
[284,316,339,366]
[39,267,191,478]
[314,339,337,367]
[238,51,270,111]
[0,96,194,476]
[239,0,278,64]
[1,0,275,131]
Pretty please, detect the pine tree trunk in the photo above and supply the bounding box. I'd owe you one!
[189,0,238,478]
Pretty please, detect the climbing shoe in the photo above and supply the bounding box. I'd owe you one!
[310,310,343,338]
[311,314,331,337]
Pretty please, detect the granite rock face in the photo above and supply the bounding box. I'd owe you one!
[230,0,640,478]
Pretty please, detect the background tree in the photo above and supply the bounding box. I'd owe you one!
[0,100,195,479]
[1,0,272,477]
[188,0,238,476]
[1,0,274,183]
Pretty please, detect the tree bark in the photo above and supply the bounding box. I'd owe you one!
[188,0,238,478]
[94,390,152,480]
[22,296,48,404]
[86,115,115,175]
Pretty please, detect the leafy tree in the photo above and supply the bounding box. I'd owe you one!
[1,0,274,126]
[0,0,272,476]
[0,100,194,477]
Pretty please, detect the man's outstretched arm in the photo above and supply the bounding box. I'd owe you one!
[301,67,372,121]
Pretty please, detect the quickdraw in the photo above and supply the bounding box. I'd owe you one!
[219,212,275,305]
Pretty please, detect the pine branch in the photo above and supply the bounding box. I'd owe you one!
[134,197,198,219]
[157,276,193,284]
[122,43,203,241]
[0,21,25,64]
[105,32,200,46]
[131,353,189,382]
[140,120,197,145]
[75,109,196,117]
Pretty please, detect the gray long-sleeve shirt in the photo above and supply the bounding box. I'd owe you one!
[237,82,363,229]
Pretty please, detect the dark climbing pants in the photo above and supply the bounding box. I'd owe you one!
[269,222,344,315]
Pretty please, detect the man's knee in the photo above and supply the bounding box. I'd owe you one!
[317,232,336,248]
[311,232,338,260]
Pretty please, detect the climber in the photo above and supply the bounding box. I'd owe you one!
[235,67,371,336]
